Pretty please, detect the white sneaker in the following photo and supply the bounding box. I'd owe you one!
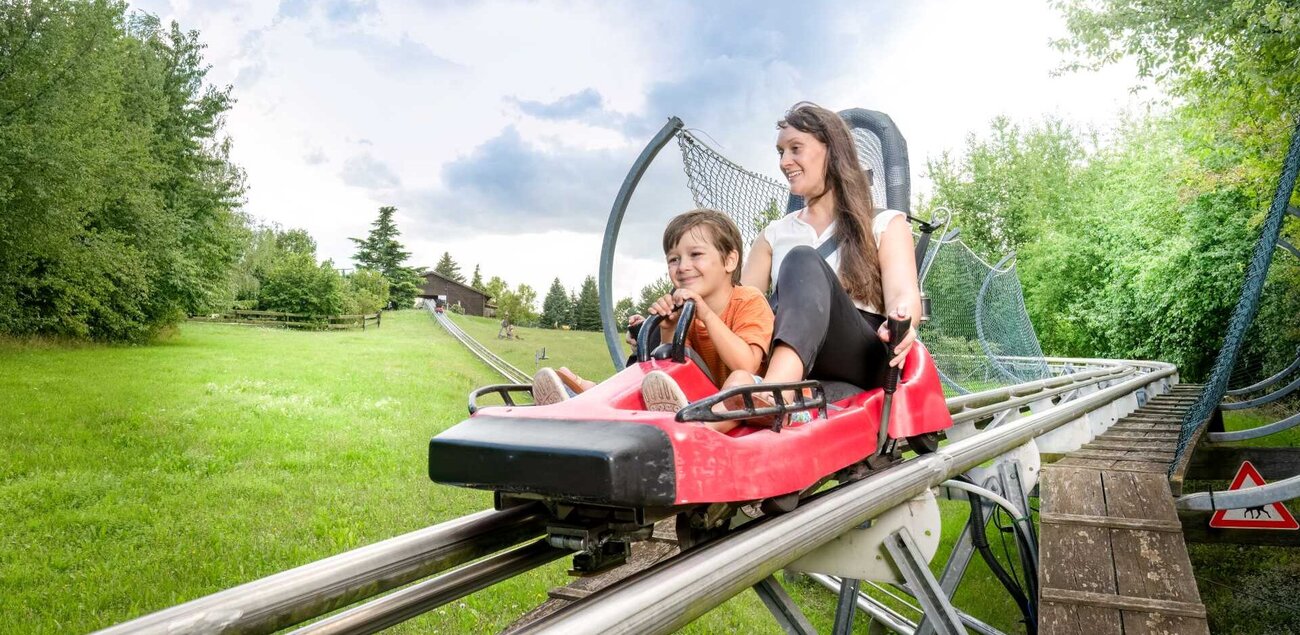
[532,368,568,406]
[642,370,688,413]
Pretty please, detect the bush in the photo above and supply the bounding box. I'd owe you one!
[260,254,346,317]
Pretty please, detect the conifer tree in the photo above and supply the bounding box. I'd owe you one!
[470,264,483,291]
[575,275,602,331]
[350,206,422,308]
[541,278,571,328]
[434,252,465,283]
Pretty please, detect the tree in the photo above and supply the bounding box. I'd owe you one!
[345,268,389,314]
[350,206,422,308]
[470,264,483,291]
[541,278,572,328]
[434,252,465,284]
[495,283,538,326]
[575,276,602,331]
[483,276,509,308]
[1053,0,1299,197]
[566,291,580,328]
[637,276,676,314]
[614,297,637,326]
[0,4,247,340]
[260,254,346,317]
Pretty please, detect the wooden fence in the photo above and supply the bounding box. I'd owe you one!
[189,310,382,330]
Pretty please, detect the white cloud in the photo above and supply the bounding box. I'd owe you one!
[130,0,1153,302]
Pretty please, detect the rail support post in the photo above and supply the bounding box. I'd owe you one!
[885,528,964,635]
[752,575,817,635]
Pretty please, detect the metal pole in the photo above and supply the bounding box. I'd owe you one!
[95,505,547,635]
[599,117,685,371]
[517,363,1174,635]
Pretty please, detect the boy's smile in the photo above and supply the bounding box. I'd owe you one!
[666,227,737,298]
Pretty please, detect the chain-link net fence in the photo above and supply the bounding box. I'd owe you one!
[676,127,1051,395]
[677,130,790,245]
[1174,117,1300,467]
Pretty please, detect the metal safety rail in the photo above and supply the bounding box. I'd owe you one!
[427,304,532,384]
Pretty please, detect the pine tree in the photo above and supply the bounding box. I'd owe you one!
[350,206,422,308]
[470,264,483,291]
[541,278,571,329]
[566,290,580,328]
[434,252,464,283]
[576,275,603,331]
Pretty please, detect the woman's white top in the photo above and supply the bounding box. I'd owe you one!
[762,208,906,314]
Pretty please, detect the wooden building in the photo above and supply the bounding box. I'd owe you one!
[418,271,494,317]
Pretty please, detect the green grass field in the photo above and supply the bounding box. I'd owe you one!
[5,310,1294,633]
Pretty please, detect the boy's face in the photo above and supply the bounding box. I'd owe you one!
[666,227,737,296]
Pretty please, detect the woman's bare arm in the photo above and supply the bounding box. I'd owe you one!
[877,214,922,366]
[741,233,774,294]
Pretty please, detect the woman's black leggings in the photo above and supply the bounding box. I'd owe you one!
[770,245,889,390]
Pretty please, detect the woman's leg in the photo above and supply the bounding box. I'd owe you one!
[766,246,889,389]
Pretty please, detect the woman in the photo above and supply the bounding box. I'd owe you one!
[733,102,921,401]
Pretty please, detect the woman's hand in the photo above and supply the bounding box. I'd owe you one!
[877,308,916,369]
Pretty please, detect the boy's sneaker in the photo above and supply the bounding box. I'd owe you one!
[532,368,569,406]
[642,370,688,413]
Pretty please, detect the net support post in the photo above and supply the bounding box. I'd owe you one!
[599,117,684,371]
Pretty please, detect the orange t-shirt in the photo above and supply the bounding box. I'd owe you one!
[687,285,774,386]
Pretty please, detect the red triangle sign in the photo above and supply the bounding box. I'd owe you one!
[1208,461,1299,530]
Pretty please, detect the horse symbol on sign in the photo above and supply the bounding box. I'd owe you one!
[1208,461,1299,530]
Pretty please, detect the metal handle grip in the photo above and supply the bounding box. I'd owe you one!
[884,315,911,394]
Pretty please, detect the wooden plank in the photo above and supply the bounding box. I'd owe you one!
[1039,601,1123,635]
[1186,446,1300,481]
[1111,529,1201,603]
[1178,510,1300,546]
[1040,588,1206,618]
[1085,441,1176,452]
[1039,468,1117,596]
[1041,468,1106,515]
[1040,512,1182,533]
[1102,471,1178,522]
[1099,432,1180,440]
[1070,450,1175,462]
[1054,457,1118,469]
[1120,611,1209,635]
[1170,414,1211,496]
[1109,461,1173,474]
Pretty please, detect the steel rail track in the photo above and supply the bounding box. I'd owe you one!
[428,305,532,384]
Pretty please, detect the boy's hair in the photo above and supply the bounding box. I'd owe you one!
[662,208,744,284]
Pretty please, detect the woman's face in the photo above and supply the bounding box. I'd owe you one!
[777,126,828,199]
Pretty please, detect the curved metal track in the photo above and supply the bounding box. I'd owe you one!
[428,304,532,384]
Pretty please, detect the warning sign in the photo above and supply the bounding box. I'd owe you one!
[1208,461,1299,530]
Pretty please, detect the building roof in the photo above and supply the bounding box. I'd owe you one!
[422,270,491,300]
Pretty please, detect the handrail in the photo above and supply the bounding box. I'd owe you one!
[1221,373,1300,410]
[1208,410,1300,442]
[1226,347,1300,396]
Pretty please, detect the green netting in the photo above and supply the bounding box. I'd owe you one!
[920,237,1051,393]
[1174,117,1300,468]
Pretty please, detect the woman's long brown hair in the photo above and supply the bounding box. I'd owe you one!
[778,102,884,311]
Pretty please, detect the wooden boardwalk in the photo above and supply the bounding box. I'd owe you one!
[1039,384,1210,634]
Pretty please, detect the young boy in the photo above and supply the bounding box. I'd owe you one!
[533,209,774,421]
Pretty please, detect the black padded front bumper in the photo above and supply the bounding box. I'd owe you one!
[428,415,677,507]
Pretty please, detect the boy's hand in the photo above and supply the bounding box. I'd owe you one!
[625,315,644,346]
[647,293,680,329]
[670,288,714,322]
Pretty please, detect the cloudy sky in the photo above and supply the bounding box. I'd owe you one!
[129,0,1146,300]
